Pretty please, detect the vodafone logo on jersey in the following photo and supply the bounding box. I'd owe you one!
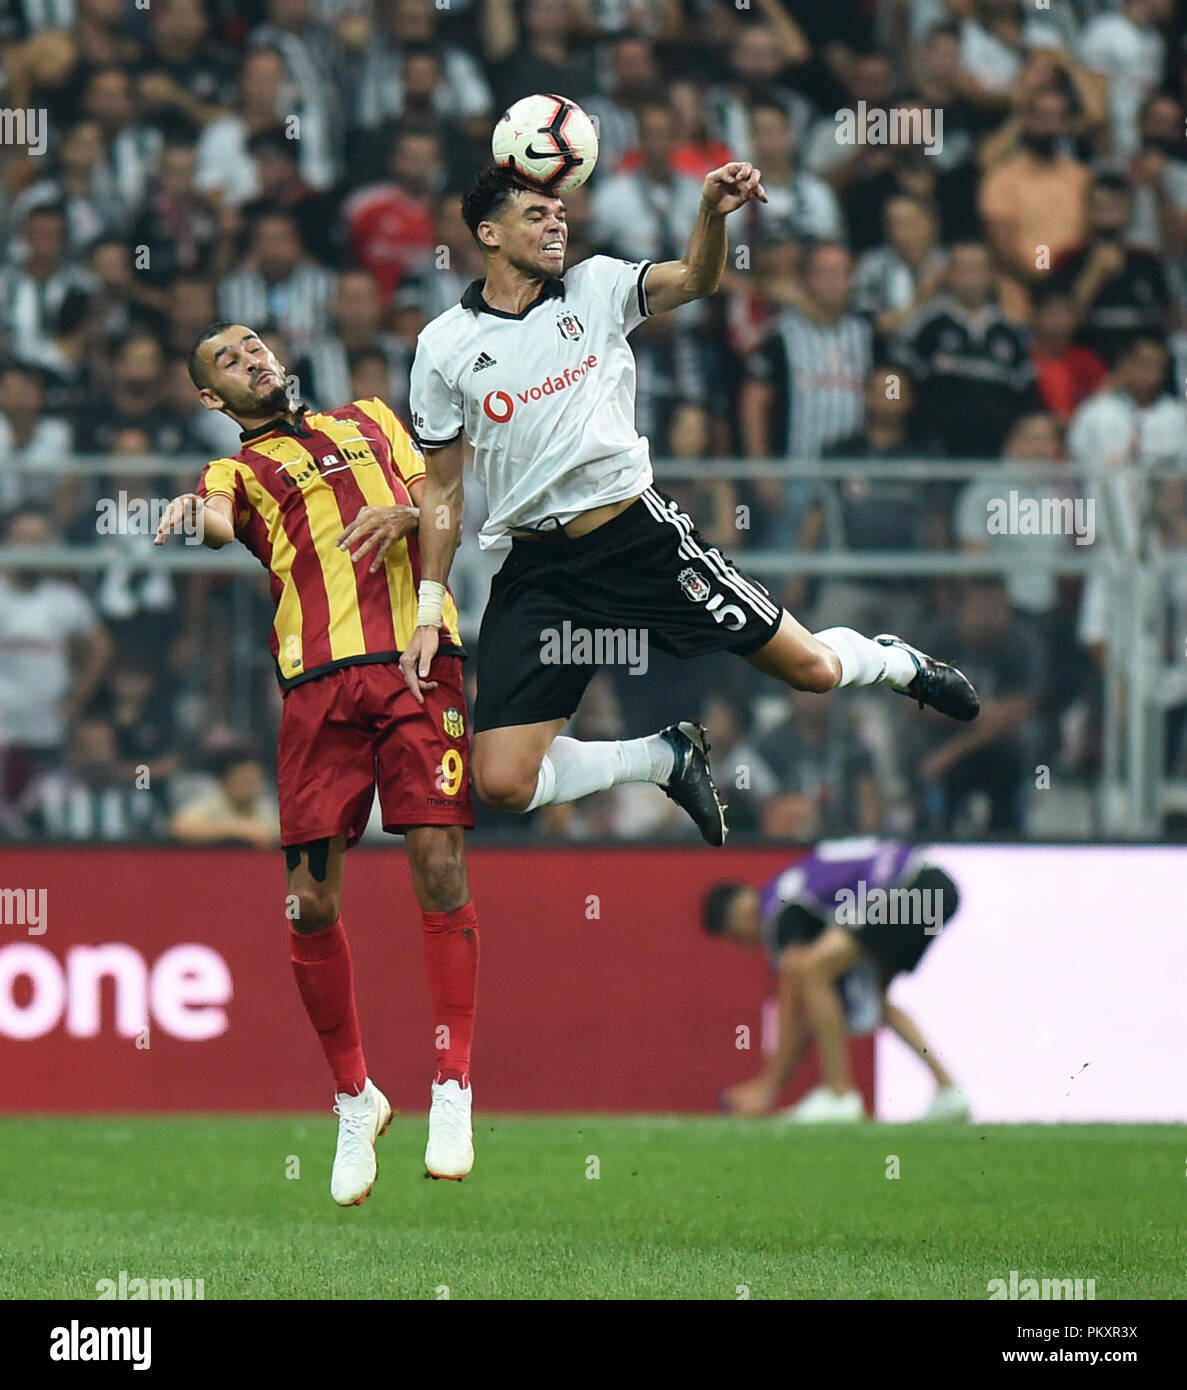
[482,355,599,423]
[483,390,514,422]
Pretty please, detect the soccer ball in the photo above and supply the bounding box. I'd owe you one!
[491,93,599,195]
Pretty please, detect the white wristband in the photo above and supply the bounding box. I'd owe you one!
[416,580,446,629]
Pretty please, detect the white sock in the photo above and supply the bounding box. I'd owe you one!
[524,735,675,811]
[814,627,916,690]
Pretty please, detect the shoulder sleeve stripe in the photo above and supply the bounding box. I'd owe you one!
[417,430,463,448]
[636,260,654,319]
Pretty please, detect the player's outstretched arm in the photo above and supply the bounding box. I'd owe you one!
[400,436,465,704]
[153,492,235,549]
[644,162,768,315]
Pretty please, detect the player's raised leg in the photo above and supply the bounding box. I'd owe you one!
[404,824,479,1180]
[472,715,728,847]
[286,836,392,1206]
[745,610,981,721]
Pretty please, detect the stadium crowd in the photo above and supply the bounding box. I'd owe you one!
[2,0,1187,844]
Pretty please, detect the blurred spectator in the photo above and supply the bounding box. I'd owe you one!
[217,210,336,349]
[128,132,222,289]
[1047,172,1171,364]
[404,195,487,322]
[802,49,895,183]
[18,715,161,841]
[697,687,778,835]
[704,20,814,164]
[87,237,165,342]
[1077,0,1170,159]
[742,100,843,247]
[92,425,179,655]
[1127,93,1187,257]
[89,654,179,804]
[1029,284,1108,422]
[756,686,883,838]
[591,102,704,265]
[136,0,236,130]
[248,0,343,184]
[484,0,598,112]
[979,83,1091,318]
[956,411,1074,627]
[171,743,280,847]
[893,241,1037,457]
[910,578,1043,834]
[341,127,441,303]
[80,65,163,213]
[0,365,75,519]
[660,80,734,179]
[196,46,331,207]
[1071,335,1187,666]
[15,286,97,426]
[78,334,178,453]
[293,269,412,414]
[241,127,344,267]
[959,0,1065,101]
[0,507,111,814]
[0,204,95,355]
[852,193,947,347]
[803,365,942,636]
[10,119,126,251]
[839,98,973,254]
[584,35,662,174]
[740,242,871,545]
[347,0,493,137]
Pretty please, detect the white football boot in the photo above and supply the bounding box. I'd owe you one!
[330,1078,392,1206]
[425,1078,474,1180]
[777,1085,864,1124]
[921,1083,972,1122]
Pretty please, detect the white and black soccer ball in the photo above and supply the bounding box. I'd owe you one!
[491,93,599,195]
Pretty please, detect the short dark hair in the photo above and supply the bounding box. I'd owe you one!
[702,882,746,936]
[460,164,537,242]
[187,322,238,389]
[1091,170,1133,200]
[208,743,262,781]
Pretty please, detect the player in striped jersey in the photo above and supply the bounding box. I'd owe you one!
[155,324,478,1201]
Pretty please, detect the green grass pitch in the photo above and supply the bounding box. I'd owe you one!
[2,1116,1182,1299]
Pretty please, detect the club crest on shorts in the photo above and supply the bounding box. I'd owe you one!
[677,567,711,603]
[556,311,585,342]
[443,706,465,738]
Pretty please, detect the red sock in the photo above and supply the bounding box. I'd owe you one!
[289,918,367,1095]
[421,901,479,1086]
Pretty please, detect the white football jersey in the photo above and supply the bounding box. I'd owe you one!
[409,255,656,550]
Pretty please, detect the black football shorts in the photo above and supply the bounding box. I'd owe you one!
[473,486,783,732]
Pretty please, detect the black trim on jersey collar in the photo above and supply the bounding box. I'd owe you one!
[460,276,565,318]
[239,405,312,443]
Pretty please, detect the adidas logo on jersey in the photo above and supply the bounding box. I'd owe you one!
[472,352,497,372]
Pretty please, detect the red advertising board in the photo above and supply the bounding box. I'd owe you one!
[0,846,873,1113]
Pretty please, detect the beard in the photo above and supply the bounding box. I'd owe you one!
[233,376,290,416]
[1021,132,1058,160]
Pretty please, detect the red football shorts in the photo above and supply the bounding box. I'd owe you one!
[277,656,473,847]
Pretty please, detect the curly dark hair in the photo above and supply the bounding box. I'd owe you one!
[460,163,538,242]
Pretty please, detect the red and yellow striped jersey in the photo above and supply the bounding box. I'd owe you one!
[197,397,462,690]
